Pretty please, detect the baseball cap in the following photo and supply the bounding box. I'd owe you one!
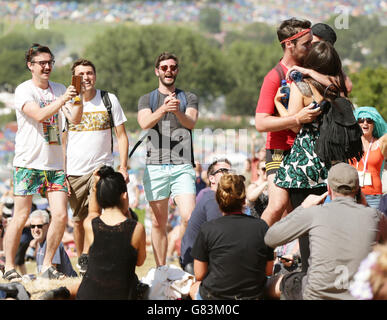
[311,23,337,45]
[328,162,359,193]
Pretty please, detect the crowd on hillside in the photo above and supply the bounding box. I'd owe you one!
[0,0,385,25]
[0,15,387,303]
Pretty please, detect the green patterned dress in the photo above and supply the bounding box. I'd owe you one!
[274,121,330,189]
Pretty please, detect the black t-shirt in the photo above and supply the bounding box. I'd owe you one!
[191,214,274,300]
[180,189,222,267]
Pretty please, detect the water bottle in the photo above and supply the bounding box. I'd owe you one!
[289,70,303,82]
[280,80,290,109]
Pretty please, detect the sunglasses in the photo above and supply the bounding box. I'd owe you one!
[159,64,178,72]
[212,168,232,175]
[358,118,374,124]
[31,60,55,67]
[30,224,46,229]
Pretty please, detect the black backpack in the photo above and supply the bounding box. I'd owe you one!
[314,96,364,164]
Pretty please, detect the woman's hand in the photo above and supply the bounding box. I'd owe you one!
[274,87,286,104]
[286,66,309,81]
[92,168,101,191]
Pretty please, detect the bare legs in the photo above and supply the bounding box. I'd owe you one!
[150,193,195,267]
[261,174,291,227]
[42,191,68,271]
[4,195,32,272]
[4,191,67,274]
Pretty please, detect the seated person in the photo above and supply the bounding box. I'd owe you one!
[189,173,274,300]
[29,210,77,278]
[76,166,146,300]
[180,158,232,274]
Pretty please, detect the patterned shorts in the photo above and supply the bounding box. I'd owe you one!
[13,167,68,196]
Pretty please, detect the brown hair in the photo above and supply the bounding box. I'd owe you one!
[71,58,96,75]
[155,52,179,68]
[25,43,54,69]
[277,18,312,50]
[216,174,246,214]
[303,41,347,98]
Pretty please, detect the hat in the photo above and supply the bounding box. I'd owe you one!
[353,106,387,139]
[328,162,359,193]
[311,23,337,45]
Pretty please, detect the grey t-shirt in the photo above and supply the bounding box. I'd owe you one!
[138,90,198,165]
[264,197,382,300]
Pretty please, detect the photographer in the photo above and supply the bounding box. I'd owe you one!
[265,162,387,300]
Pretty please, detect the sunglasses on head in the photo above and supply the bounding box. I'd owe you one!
[159,64,178,72]
[212,168,231,175]
[358,118,374,124]
[30,224,46,229]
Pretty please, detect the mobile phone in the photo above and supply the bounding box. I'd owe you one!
[71,75,82,94]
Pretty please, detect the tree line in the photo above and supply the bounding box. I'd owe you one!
[0,15,386,119]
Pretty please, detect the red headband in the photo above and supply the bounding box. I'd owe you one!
[280,28,311,44]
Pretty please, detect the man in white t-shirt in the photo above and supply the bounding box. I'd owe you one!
[64,59,129,274]
[3,43,82,282]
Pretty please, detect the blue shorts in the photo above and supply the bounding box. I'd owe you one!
[143,164,196,202]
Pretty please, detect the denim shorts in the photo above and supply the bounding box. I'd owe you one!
[13,167,67,196]
[143,164,196,202]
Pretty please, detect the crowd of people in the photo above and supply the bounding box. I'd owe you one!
[0,0,384,25]
[0,16,387,301]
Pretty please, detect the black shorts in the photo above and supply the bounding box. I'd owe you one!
[265,149,289,176]
[279,271,307,300]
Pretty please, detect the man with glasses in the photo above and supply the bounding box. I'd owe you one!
[2,43,82,281]
[64,58,128,275]
[137,52,198,267]
[180,159,232,274]
[29,210,77,277]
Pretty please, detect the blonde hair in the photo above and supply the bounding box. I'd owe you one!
[216,174,246,214]
[370,244,387,299]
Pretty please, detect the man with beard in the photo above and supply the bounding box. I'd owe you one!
[137,52,198,267]
[255,18,322,227]
[64,59,128,275]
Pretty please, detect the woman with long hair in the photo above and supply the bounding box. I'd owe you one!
[189,174,274,300]
[263,41,362,273]
[272,40,349,209]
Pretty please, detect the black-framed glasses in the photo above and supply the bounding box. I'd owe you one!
[159,64,178,72]
[358,118,374,124]
[30,224,46,229]
[31,60,55,67]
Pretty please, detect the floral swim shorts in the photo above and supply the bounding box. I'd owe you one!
[13,167,67,196]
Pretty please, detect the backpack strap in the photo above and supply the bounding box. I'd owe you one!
[149,89,159,113]
[100,90,114,153]
[149,88,187,113]
[274,62,286,84]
